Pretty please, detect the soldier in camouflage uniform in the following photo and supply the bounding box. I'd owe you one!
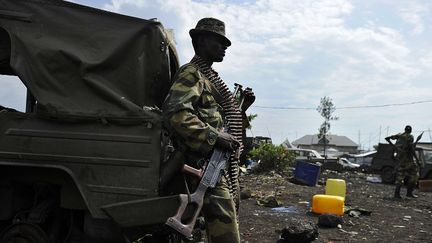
[163,18,255,243]
[385,125,420,198]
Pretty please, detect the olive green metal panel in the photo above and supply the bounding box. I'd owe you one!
[0,111,162,218]
[102,195,180,227]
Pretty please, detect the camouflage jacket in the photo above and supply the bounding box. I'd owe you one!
[393,132,415,162]
[163,63,225,159]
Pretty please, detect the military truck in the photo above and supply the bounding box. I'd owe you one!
[0,0,202,242]
[370,143,432,183]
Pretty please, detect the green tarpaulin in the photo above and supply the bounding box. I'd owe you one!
[0,0,178,121]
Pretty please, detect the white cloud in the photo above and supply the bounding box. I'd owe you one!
[399,2,428,34]
[104,0,150,12]
[420,51,432,68]
[98,0,431,144]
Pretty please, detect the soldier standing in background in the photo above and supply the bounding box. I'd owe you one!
[385,125,420,199]
[163,18,255,243]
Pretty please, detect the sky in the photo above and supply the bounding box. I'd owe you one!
[1,0,432,150]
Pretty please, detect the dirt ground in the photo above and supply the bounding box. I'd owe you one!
[238,169,432,243]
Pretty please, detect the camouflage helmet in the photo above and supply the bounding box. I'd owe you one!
[189,17,231,46]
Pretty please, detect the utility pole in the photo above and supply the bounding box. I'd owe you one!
[368,133,371,151]
[323,134,326,162]
[266,126,271,138]
[378,125,382,144]
[358,130,361,152]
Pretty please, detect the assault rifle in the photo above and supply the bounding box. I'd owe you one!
[165,146,231,237]
[414,132,424,166]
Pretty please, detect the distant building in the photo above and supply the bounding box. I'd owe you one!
[292,134,358,155]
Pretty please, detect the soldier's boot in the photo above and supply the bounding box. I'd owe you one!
[406,184,418,198]
[394,185,402,199]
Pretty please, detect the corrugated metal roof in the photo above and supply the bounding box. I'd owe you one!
[292,134,358,147]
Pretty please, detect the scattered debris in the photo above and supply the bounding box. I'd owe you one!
[345,207,372,217]
[366,175,382,183]
[257,195,282,208]
[241,189,252,200]
[347,210,361,217]
[277,218,319,243]
[239,166,248,174]
[339,228,359,235]
[239,167,432,242]
[298,201,310,205]
[272,206,298,214]
[318,214,343,228]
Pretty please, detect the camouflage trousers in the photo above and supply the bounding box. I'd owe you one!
[202,174,240,243]
[395,160,419,186]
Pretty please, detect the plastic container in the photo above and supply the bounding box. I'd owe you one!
[293,160,321,186]
[312,194,345,216]
[325,179,346,198]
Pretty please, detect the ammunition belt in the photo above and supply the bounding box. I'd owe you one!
[191,56,243,204]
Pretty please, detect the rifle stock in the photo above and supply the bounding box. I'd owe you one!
[182,164,204,178]
[166,147,231,237]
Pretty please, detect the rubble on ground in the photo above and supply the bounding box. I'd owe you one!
[317,214,343,228]
[277,218,318,243]
[239,168,432,242]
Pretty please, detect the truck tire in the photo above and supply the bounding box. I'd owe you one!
[381,166,395,184]
[0,223,48,243]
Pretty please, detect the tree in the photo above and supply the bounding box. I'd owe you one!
[246,113,258,130]
[316,96,338,160]
[249,143,296,175]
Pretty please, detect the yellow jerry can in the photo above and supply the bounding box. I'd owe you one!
[312,194,345,216]
[325,178,346,198]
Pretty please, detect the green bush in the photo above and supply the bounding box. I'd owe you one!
[249,143,296,175]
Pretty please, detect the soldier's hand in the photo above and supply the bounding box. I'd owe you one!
[216,132,240,152]
[241,87,255,111]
